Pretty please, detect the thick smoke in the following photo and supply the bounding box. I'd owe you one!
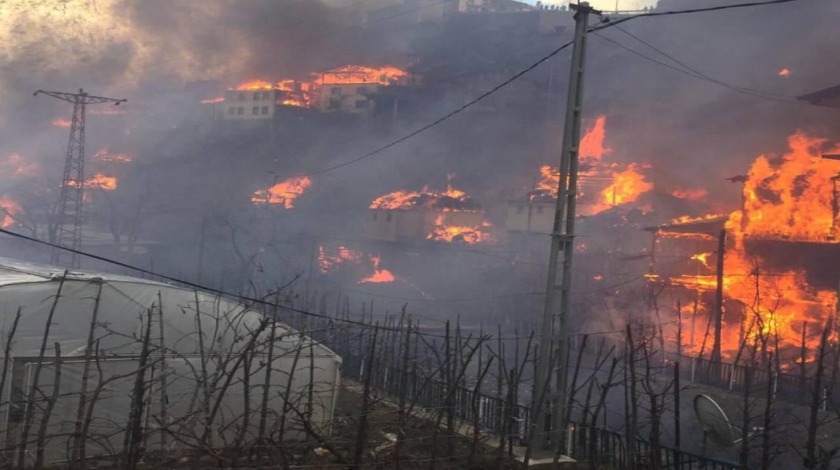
[0,0,838,329]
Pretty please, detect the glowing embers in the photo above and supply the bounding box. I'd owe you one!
[94,148,133,163]
[671,188,708,201]
[318,245,362,273]
[251,176,312,209]
[52,118,71,128]
[778,68,792,77]
[358,255,395,284]
[200,97,225,104]
[0,197,21,228]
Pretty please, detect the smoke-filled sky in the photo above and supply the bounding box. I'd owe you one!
[525,0,658,9]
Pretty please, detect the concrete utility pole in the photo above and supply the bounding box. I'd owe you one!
[35,89,126,268]
[710,229,726,363]
[531,1,597,452]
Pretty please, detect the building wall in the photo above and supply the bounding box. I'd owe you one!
[222,89,278,120]
[318,83,380,113]
[365,208,486,241]
[506,201,555,234]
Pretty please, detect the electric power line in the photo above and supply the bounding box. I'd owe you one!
[593,29,800,104]
[276,0,804,178]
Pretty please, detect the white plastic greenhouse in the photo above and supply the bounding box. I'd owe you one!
[0,258,341,466]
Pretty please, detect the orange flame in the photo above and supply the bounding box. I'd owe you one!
[579,115,609,160]
[778,68,791,77]
[426,214,492,244]
[735,131,840,242]
[370,178,479,211]
[251,176,312,208]
[673,132,840,359]
[315,65,408,86]
[234,80,274,91]
[690,252,714,269]
[672,188,708,201]
[358,255,395,284]
[592,164,653,212]
[52,118,71,128]
[0,197,21,228]
[84,173,117,190]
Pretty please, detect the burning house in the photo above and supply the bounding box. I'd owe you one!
[647,131,840,363]
[364,179,492,244]
[315,65,412,114]
[222,80,281,121]
[506,115,654,234]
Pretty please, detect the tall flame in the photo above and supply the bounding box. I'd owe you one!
[579,115,609,160]
[251,176,312,209]
[593,164,653,212]
[739,131,840,241]
[673,131,840,358]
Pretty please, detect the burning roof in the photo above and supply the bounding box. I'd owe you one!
[370,184,480,211]
[251,176,312,209]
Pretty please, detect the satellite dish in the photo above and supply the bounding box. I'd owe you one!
[694,394,736,448]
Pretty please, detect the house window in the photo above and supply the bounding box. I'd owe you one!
[357,86,367,95]
[517,205,524,214]
[386,212,393,222]
[373,212,378,220]
[236,107,244,115]
[253,92,261,100]
[355,100,367,109]
[330,87,341,96]
[228,107,235,114]
[252,106,260,115]
[261,106,269,115]
[328,99,341,110]
[262,91,270,100]
[238,92,245,101]
[536,206,544,214]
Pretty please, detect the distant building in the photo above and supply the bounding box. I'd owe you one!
[319,83,380,114]
[222,88,279,121]
[365,208,486,242]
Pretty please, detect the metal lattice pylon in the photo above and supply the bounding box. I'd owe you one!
[35,89,126,268]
